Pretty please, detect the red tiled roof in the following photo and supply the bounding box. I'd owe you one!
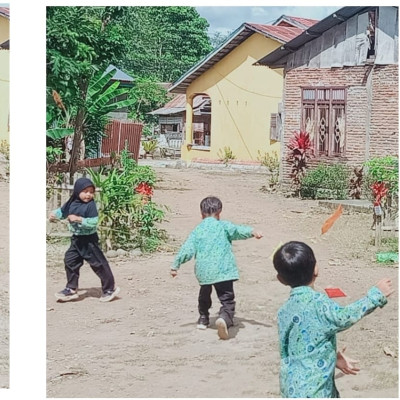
[163,94,186,109]
[160,94,206,109]
[277,16,318,28]
[150,94,208,114]
[246,23,304,43]
[0,7,9,18]
[169,14,319,94]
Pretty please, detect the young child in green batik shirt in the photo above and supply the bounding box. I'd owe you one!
[170,196,263,340]
[49,177,120,303]
[273,240,393,398]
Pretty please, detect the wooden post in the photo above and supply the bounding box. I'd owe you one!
[375,215,382,247]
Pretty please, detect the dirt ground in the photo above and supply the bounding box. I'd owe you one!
[46,165,398,398]
[0,181,9,389]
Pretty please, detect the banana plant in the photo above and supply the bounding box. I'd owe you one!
[85,67,135,119]
[47,66,137,168]
[46,111,74,140]
[81,67,136,156]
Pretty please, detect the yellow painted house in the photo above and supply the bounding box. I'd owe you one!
[0,6,9,142]
[168,16,318,164]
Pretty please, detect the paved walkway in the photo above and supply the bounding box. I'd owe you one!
[319,199,372,213]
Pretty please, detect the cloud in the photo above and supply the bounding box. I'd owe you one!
[251,7,271,18]
[197,6,340,34]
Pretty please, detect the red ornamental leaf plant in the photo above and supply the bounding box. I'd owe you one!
[286,130,314,195]
[371,181,389,206]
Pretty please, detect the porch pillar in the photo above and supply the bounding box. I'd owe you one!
[180,96,194,162]
[185,96,193,144]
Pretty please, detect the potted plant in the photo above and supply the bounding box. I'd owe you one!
[142,140,158,159]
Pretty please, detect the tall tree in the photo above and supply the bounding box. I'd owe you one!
[46,6,214,178]
[46,6,129,177]
[128,77,169,124]
[122,7,213,82]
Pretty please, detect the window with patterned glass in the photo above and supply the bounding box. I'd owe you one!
[301,87,346,157]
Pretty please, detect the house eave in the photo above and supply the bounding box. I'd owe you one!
[168,24,248,94]
[169,22,297,94]
[255,6,374,68]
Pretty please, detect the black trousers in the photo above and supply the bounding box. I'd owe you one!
[64,233,115,294]
[198,280,235,328]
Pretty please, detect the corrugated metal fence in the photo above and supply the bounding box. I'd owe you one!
[101,119,143,160]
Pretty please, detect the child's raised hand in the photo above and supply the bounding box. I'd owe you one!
[252,230,263,239]
[375,278,394,298]
[67,214,82,223]
[170,269,178,278]
[49,213,57,222]
[336,347,360,375]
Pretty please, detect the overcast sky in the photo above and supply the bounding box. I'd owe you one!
[196,6,340,35]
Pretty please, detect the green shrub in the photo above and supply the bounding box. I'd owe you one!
[363,155,398,220]
[0,140,10,160]
[217,146,236,165]
[257,150,280,189]
[87,149,166,252]
[300,164,350,200]
[363,156,398,197]
[46,146,64,164]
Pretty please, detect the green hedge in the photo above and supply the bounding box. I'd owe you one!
[300,164,350,200]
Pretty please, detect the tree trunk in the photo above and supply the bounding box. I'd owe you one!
[68,79,89,184]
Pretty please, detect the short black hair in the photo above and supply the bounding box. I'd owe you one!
[200,196,223,216]
[273,241,316,287]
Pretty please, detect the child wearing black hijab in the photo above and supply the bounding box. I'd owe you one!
[49,177,120,302]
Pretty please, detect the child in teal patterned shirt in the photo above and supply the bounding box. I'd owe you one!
[273,241,393,398]
[171,196,262,340]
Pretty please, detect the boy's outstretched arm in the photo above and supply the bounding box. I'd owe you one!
[222,221,261,241]
[321,278,394,334]
[171,232,196,277]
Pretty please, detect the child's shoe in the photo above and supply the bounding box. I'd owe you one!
[197,315,210,330]
[55,287,79,302]
[99,287,120,302]
[216,317,229,340]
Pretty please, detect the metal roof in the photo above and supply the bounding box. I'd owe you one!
[104,64,134,82]
[149,94,209,115]
[246,23,304,43]
[273,15,319,29]
[169,22,308,94]
[255,6,373,68]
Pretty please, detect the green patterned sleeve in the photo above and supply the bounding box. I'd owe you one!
[172,231,196,270]
[81,216,98,229]
[52,208,64,220]
[221,221,254,241]
[320,286,387,334]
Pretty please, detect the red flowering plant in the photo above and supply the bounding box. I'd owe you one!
[364,156,398,221]
[286,130,314,195]
[371,181,389,206]
[135,182,154,204]
[135,182,154,196]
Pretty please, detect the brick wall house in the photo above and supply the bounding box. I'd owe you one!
[256,6,398,183]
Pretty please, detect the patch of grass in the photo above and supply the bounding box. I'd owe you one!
[380,237,399,253]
